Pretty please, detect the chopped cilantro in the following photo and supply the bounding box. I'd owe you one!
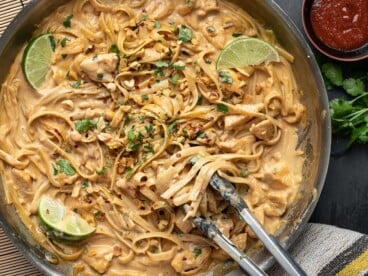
[94,211,101,217]
[55,159,76,176]
[124,115,130,125]
[168,120,178,134]
[178,25,193,42]
[75,119,97,133]
[106,162,113,168]
[216,103,229,113]
[232,32,243,37]
[240,169,248,177]
[206,26,216,33]
[127,129,136,141]
[197,132,206,138]
[193,248,202,258]
[154,68,164,77]
[197,97,203,105]
[219,71,233,84]
[132,15,148,30]
[145,124,155,137]
[52,165,58,176]
[109,44,120,54]
[63,15,73,28]
[171,74,180,85]
[142,94,149,101]
[97,73,104,80]
[96,167,106,175]
[186,0,193,6]
[60,38,68,47]
[70,79,81,88]
[144,143,155,154]
[125,168,134,179]
[155,61,170,68]
[81,180,89,189]
[49,35,56,52]
[173,64,186,70]
[154,20,161,29]
[61,54,68,59]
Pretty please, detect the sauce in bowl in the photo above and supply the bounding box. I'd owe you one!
[310,0,368,51]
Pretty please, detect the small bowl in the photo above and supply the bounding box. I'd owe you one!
[302,0,368,62]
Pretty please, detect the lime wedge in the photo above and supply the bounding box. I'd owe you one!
[216,37,280,70]
[22,34,54,89]
[38,195,95,242]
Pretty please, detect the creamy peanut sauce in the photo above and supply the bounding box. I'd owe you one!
[0,0,305,275]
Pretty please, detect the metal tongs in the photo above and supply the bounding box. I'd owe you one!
[192,174,306,276]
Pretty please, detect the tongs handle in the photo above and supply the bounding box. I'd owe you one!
[193,217,267,276]
[210,174,306,276]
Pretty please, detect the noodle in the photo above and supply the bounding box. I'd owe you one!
[0,0,305,274]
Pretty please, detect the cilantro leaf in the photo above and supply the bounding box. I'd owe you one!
[55,159,76,176]
[49,36,56,52]
[155,61,170,68]
[342,78,365,96]
[219,71,233,84]
[330,98,356,119]
[154,20,161,29]
[63,15,73,28]
[321,63,343,87]
[60,38,68,47]
[70,79,81,88]
[109,44,120,54]
[193,248,202,258]
[96,167,107,175]
[232,33,243,37]
[216,103,229,113]
[171,74,180,85]
[173,64,186,70]
[178,25,192,42]
[75,119,97,133]
[127,129,136,141]
[168,120,179,134]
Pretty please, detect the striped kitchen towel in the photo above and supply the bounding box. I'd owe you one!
[269,223,368,275]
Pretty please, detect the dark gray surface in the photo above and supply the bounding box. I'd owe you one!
[275,0,368,234]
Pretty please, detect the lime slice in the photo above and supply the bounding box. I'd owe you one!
[22,34,54,89]
[38,195,95,242]
[216,37,280,70]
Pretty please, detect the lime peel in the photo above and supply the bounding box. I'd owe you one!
[216,37,280,70]
[38,195,95,242]
[22,34,54,89]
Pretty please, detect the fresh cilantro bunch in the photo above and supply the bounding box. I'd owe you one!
[322,62,368,147]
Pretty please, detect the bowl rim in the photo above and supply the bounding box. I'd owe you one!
[301,0,368,62]
[0,0,331,274]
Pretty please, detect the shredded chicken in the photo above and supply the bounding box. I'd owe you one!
[80,53,118,82]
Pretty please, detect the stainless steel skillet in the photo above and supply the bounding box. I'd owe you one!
[0,0,331,275]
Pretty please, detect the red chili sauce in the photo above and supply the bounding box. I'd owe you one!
[310,0,368,51]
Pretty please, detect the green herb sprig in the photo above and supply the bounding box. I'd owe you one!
[322,62,368,147]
